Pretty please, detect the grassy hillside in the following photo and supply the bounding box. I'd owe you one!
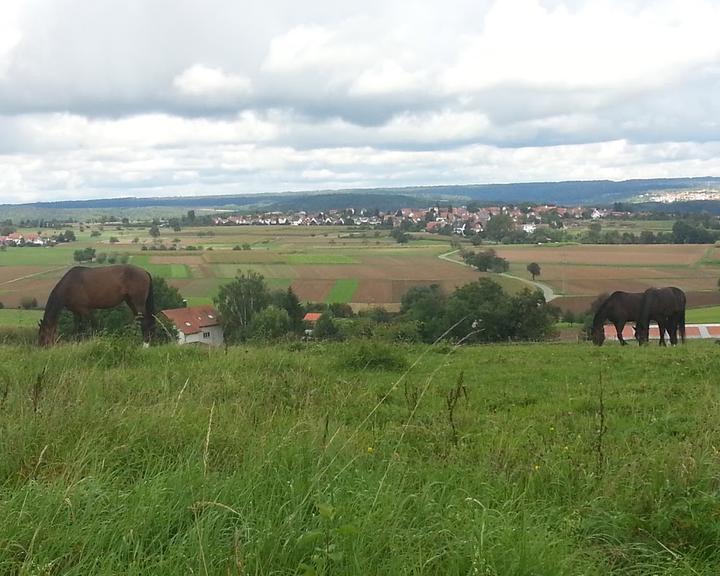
[2,340,720,574]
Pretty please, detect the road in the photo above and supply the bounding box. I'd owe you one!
[438,249,559,302]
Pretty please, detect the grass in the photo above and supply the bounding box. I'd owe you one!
[0,308,43,326]
[685,306,720,323]
[2,339,720,574]
[326,279,359,303]
[286,253,359,265]
[129,255,191,279]
[0,246,75,266]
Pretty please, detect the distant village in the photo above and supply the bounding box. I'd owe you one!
[211,204,631,235]
[0,201,662,247]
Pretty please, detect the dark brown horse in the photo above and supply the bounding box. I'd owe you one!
[38,265,155,347]
[635,287,686,346]
[590,291,644,345]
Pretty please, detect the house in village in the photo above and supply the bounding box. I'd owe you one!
[161,305,224,346]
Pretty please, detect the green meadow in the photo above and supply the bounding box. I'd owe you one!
[1,339,720,574]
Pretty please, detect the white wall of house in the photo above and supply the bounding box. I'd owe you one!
[177,324,224,346]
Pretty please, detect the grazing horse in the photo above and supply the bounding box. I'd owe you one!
[635,287,686,346]
[38,265,155,347]
[590,291,644,345]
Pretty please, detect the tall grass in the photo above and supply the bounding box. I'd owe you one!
[1,340,720,574]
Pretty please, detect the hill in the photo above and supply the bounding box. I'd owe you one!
[3,176,720,220]
[2,339,720,574]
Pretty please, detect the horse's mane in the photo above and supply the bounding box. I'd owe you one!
[41,269,73,324]
[592,293,614,327]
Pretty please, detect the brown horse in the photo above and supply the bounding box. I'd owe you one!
[590,291,644,346]
[635,287,686,346]
[38,265,155,347]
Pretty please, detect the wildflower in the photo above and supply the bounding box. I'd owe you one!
[367,446,374,454]
[533,464,540,471]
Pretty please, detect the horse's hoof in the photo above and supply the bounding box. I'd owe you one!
[143,342,150,349]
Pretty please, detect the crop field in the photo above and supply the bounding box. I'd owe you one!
[495,244,720,313]
[0,226,492,311]
[2,339,720,574]
[3,224,720,317]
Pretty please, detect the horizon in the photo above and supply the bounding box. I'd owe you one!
[1,0,719,204]
[1,175,719,208]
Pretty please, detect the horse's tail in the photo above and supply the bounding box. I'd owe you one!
[145,273,156,329]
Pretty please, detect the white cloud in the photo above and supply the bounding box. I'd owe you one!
[350,60,426,95]
[173,64,252,98]
[444,0,720,92]
[0,0,719,203]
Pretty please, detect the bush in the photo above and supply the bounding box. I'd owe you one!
[20,296,38,309]
[313,312,340,340]
[340,340,409,371]
[250,305,291,341]
[329,302,354,318]
[0,301,4,309]
[374,320,421,343]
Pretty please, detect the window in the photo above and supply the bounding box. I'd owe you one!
[203,331,210,339]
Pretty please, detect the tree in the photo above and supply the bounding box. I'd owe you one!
[271,287,305,333]
[214,271,271,342]
[390,228,410,244]
[400,284,447,342]
[526,262,541,281]
[73,247,96,262]
[149,225,161,238]
[329,302,354,318]
[313,312,339,339]
[484,214,514,242]
[250,305,290,341]
[461,249,509,273]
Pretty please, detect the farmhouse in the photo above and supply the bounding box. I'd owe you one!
[161,305,224,346]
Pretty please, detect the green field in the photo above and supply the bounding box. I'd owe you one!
[129,255,192,279]
[0,246,76,266]
[326,279,359,303]
[2,340,720,574]
[685,306,720,323]
[0,308,43,326]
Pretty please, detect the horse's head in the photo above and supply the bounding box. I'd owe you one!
[634,323,649,345]
[37,318,57,347]
[590,324,605,346]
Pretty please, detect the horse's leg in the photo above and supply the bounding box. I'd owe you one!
[668,317,678,346]
[657,319,667,346]
[615,322,627,345]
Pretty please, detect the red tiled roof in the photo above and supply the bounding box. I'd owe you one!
[304,312,322,322]
[162,305,220,335]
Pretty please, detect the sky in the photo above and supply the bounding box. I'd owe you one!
[0,0,719,204]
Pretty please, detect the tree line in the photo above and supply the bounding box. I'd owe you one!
[213,271,558,345]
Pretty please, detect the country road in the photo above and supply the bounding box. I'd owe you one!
[438,249,559,302]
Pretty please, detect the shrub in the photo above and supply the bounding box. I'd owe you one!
[20,296,38,309]
[250,305,291,341]
[313,312,340,340]
[340,340,409,371]
[374,320,421,343]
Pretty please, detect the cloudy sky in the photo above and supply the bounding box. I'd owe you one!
[0,0,719,204]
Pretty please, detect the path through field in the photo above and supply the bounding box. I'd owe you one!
[438,249,558,301]
[0,265,67,286]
